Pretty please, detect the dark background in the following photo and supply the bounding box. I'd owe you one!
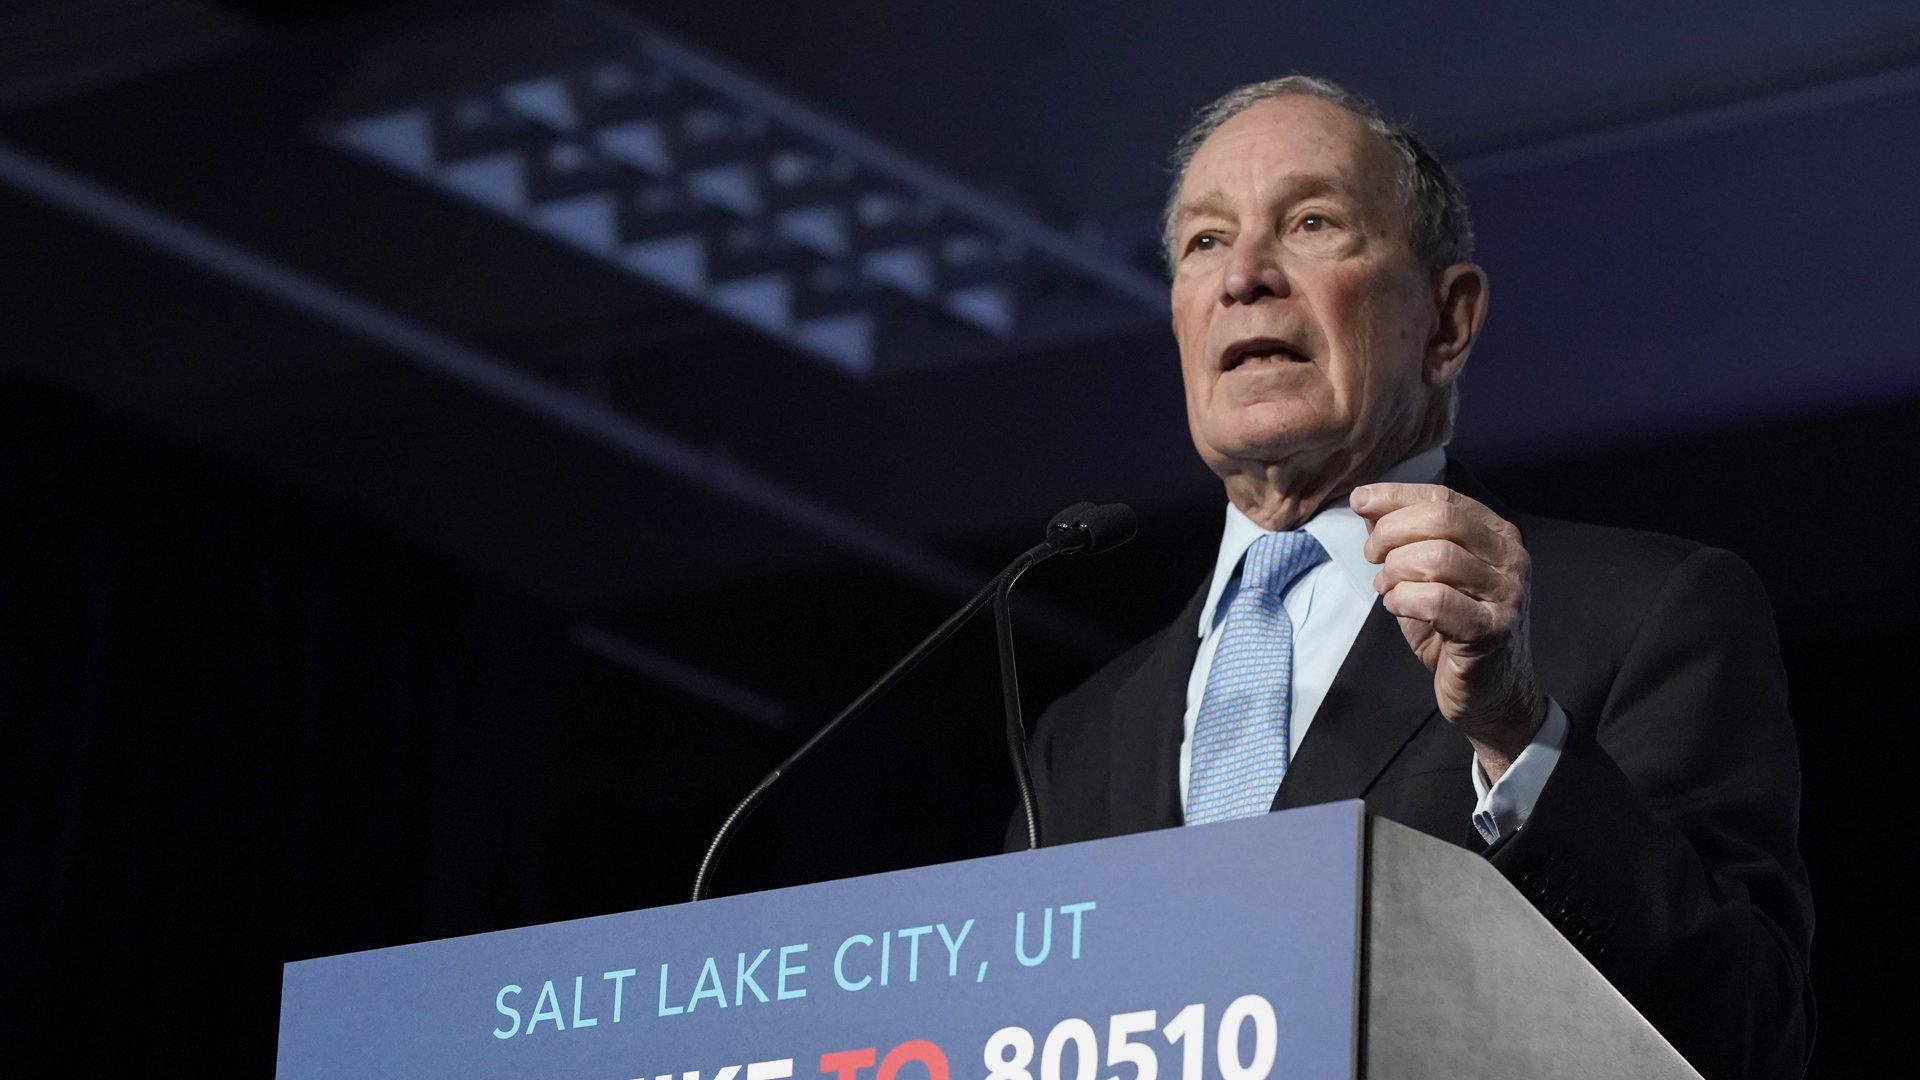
[2,1,1914,1075]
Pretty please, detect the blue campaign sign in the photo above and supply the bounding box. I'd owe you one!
[277,800,1365,1080]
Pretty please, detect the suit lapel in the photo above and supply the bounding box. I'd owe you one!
[1274,597,1439,809]
[1104,580,1206,836]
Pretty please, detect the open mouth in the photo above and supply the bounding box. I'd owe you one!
[1222,340,1312,370]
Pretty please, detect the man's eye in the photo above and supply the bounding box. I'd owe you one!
[1190,234,1219,252]
[1299,214,1330,232]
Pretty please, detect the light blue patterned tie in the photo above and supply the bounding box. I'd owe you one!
[1187,530,1330,825]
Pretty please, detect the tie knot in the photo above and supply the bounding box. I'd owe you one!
[1240,530,1329,595]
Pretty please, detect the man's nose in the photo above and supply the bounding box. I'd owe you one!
[1220,234,1289,304]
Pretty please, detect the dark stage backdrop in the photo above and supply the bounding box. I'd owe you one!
[2,376,1910,1076]
[0,378,770,1072]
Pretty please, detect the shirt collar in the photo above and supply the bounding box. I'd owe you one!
[1195,447,1449,638]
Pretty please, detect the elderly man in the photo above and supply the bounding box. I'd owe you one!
[1019,77,1813,1079]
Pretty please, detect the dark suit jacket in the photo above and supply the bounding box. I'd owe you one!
[1017,464,1815,1080]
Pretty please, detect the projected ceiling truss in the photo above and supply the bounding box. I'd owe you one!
[319,1,1165,378]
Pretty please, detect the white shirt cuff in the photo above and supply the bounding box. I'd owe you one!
[1470,699,1569,845]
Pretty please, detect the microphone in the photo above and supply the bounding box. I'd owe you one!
[1046,501,1139,556]
[995,503,1137,851]
[690,502,1137,901]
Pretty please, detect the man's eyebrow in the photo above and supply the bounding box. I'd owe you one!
[1176,174,1355,229]
[1176,191,1235,227]
[1282,174,1345,200]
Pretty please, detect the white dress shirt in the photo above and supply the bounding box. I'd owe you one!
[1180,448,1567,843]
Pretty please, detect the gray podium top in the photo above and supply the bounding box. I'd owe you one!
[1365,815,1699,1079]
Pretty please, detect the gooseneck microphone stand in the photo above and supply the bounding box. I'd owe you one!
[989,502,1137,851]
[690,502,1137,901]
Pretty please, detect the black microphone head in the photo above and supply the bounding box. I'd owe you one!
[1045,501,1137,555]
[1046,502,1098,534]
[1078,502,1138,553]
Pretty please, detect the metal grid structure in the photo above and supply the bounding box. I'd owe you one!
[320,1,1165,379]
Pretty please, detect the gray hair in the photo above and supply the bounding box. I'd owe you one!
[1160,75,1474,275]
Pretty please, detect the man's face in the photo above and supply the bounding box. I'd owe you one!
[1170,95,1440,483]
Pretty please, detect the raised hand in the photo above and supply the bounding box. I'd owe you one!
[1350,483,1545,778]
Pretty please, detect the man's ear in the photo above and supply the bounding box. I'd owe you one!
[1426,263,1489,387]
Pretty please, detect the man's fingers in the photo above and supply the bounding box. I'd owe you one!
[1379,581,1497,642]
[1374,539,1508,601]
[1350,482,1453,521]
[1363,498,1518,566]
[1358,481,1530,652]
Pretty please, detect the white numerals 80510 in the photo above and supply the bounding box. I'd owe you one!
[984,996,1279,1080]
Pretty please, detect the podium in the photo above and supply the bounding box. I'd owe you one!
[277,801,1699,1079]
